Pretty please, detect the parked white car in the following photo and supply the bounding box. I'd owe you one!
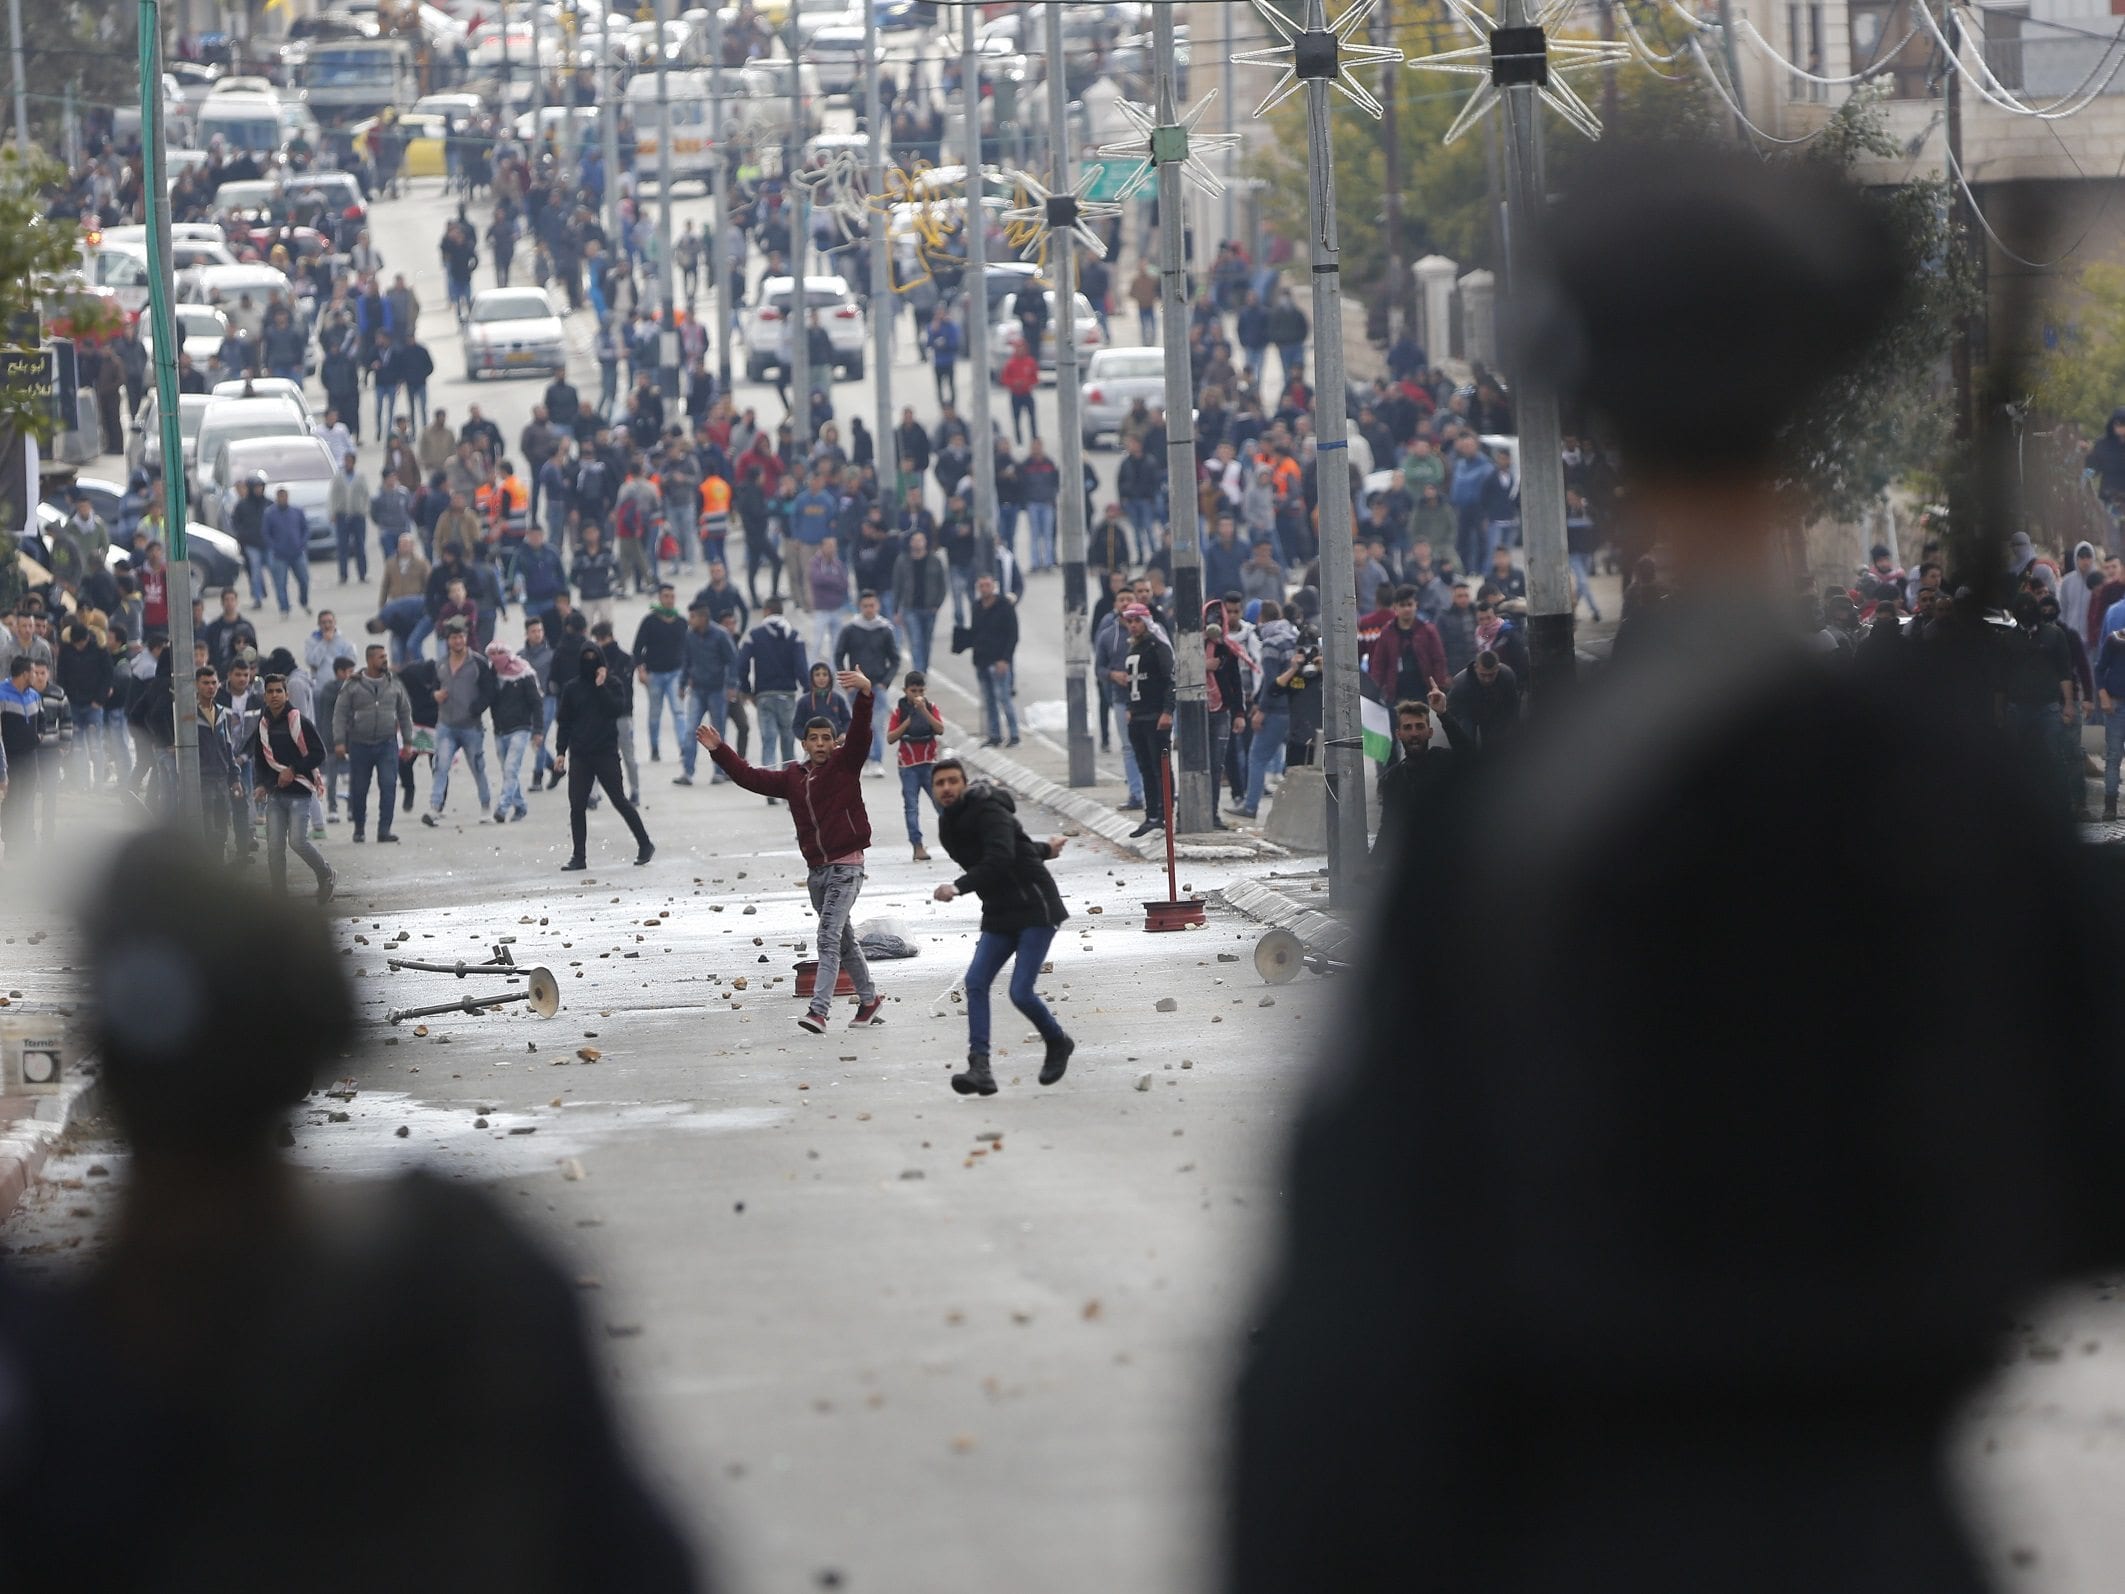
[210,376,314,424]
[1078,347,1166,448]
[126,391,215,479]
[140,303,232,370]
[190,395,311,511]
[988,289,1104,378]
[463,286,568,379]
[744,274,866,382]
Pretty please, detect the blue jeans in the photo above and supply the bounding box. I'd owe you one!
[495,727,531,814]
[964,925,1061,1055]
[1026,501,1057,569]
[1569,550,1602,619]
[346,736,399,836]
[1124,499,1160,560]
[405,612,438,662]
[979,661,1018,742]
[69,703,107,786]
[1112,689,1144,803]
[377,595,424,663]
[535,693,559,778]
[429,722,492,813]
[376,382,400,435]
[949,567,974,626]
[755,690,798,767]
[268,550,309,613]
[903,607,938,671]
[643,668,685,757]
[336,513,368,582]
[995,504,1021,559]
[806,861,875,1018]
[243,544,268,604]
[1244,709,1290,812]
[681,685,728,776]
[900,761,933,845]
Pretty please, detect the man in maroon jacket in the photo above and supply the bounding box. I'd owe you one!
[697,666,887,1034]
[1366,585,1450,708]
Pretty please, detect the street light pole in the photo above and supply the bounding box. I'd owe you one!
[561,0,578,184]
[961,5,997,539]
[1154,1,1211,834]
[1297,0,1367,894]
[138,0,198,820]
[706,1,732,391]
[787,3,810,449]
[598,1,622,259]
[529,0,544,147]
[1493,0,1573,699]
[866,0,892,490]
[653,0,678,399]
[1047,2,1094,788]
[8,0,25,150]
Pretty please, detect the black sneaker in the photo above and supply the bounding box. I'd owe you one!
[635,842,656,866]
[378,832,400,844]
[316,873,336,906]
[352,831,366,843]
[420,812,438,827]
[950,1052,997,1096]
[1128,816,1164,838]
[1038,1032,1074,1086]
[673,774,693,786]
[561,857,588,871]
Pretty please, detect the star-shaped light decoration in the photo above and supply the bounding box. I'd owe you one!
[790,146,873,238]
[998,163,1124,267]
[1093,92,1243,202]
[1404,0,1633,144]
[868,160,955,294]
[1231,0,1403,120]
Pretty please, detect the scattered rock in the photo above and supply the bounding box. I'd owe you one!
[577,1046,603,1063]
[1087,905,1103,915]
[562,1158,587,1181]
[899,1169,925,1180]
[1181,1059,1194,1069]
[328,1111,351,1123]
[975,1130,1003,1143]
[508,1126,539,1136]
[412,1024,429,1037]
[474,1117,490,1129]
[950,1433,977,1454]
[1082,1299,1103,1320]
[1258,996,1276,1008]
[394,1125,410,1138]
[1155,997,1178,1012]
[1135,1073,1153,1092]
[604,1323,643,1339]
[86,1164,109,1177]
[742,905,758,915]
[1217,952,1239,962]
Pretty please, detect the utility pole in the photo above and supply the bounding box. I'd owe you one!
[1379,5,1405,338]
[562,0,578,184]
[598,2,621,255]
[1221,0,1236,245]
[1492,0,1573,699]
[1296,0,1366,891]
[8,0,25,150]
[1047,2,1094,788]
[1942,1,1982,555]
[498,0,512,124]
[786,3,810,448]
[529,0,544,149]
[1713,0,1750,139]
[706,0,732,392]
[1154,1,1210,833]
[138,0,198,820]
[866,0,892,502]
[653,0,678,398]
[961,5,996,539]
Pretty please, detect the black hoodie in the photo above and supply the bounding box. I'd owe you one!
[936,782,1068,935]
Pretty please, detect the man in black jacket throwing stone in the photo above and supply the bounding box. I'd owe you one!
[930,758,1074,1096]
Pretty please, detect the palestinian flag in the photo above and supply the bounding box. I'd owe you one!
[1360,674,1394,765]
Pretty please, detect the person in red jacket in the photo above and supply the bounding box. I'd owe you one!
[697,665,887,1034]
[1366,585,1449,707]
[1000,340,1040,444]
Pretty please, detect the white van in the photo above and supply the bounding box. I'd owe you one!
[626,69,718,194]
[82,240,153,317]
[196,93,285,158]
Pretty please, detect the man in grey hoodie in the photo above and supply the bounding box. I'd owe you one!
[332,642,416,842]
[834,590,901,776]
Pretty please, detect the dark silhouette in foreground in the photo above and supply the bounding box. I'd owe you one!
[1229,147,2125,1593]
[0,831,700,1594]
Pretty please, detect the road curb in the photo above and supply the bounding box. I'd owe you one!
[0,1064,103,1227]
[1212,875,1357,962]
[953,745,1287,863]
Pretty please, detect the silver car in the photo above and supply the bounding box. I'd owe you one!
[744,274,866,382]
[463,286,568,380]
[1078,347,1166,449]
[208,434,338,557]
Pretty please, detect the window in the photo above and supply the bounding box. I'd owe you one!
[1981,5,2027,92]
[1850,0,1934,98]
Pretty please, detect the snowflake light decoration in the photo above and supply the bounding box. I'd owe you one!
[790,146,872,237]
[1093,93,1242,203]
[1404,0,1632,143]
[1231,0,1403,120]
[998,164,1124,267]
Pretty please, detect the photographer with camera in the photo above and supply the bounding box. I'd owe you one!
[1236,601,1306,820]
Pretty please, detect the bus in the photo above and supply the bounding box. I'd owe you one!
[288,38,418,123]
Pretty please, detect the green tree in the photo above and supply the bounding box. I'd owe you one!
[0,145,88,611]
[2035,263,2125,433]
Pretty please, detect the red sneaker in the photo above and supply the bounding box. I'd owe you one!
[847,997,886,1028]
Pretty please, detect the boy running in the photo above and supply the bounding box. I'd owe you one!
[886,669,944,861]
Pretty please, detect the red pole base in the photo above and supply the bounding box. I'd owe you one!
[1142,898,1207,933]
[793,961,860,999]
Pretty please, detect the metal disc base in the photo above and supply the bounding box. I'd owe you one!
[1142,898,1208,933]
